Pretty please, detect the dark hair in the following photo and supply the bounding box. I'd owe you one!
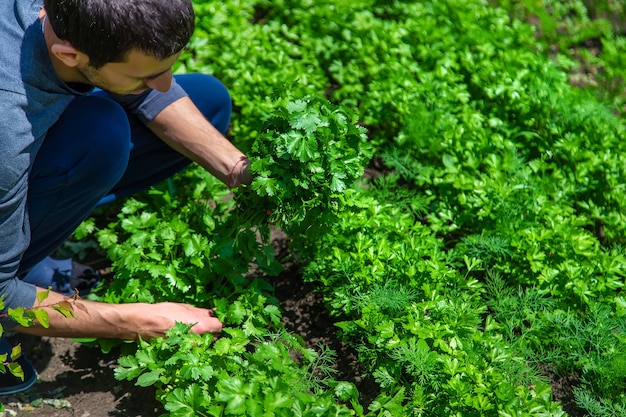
[43,0,195,68]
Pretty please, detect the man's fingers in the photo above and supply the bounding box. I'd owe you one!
[195,317,223,335]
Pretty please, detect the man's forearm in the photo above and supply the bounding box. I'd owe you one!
[15,287,222,340]
[148,96,251,187]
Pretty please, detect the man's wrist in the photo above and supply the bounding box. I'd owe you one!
[228,156,252,188]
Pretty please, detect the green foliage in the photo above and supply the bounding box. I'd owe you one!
[115,322,362,417]
[234,95,372,239]
[574,388,626,417]
[495,0,626,116]
[305,194,565,415]
[95,172,269,306]
[91,70,370,417]
[61,0,626,415]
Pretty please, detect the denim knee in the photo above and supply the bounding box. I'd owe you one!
[23,97,133,267]
[30,96,131,198]
[63,96,132,191]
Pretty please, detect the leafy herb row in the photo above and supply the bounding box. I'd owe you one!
[80,0,626,415]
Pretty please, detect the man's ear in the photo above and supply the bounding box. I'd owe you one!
[50,43,89,68]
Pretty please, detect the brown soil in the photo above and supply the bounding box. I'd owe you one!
[2,335,163,417]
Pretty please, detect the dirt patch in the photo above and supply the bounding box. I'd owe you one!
[267,264,381,408]
[2,335,162,417]
[539,364,584,417]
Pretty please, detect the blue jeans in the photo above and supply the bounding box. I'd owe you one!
[18,74,232,275]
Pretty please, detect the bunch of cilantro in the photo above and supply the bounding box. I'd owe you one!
[233,95,372,237]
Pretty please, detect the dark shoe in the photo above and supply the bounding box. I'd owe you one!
[0,336,37,395]
[22,256,100,296]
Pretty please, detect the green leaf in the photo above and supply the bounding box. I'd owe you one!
[8,362,24,381]
[52,301,75,318]
[10,344,21,361]
[228,300,247,325]
[286,99,308,114]
[264,304,282,326]
[334,381,358,402]
[264,390,294,410]
[330,172,348,192]
[136,349,158,366]
[8,307,31,327]
[290,111,326,135]
[284,131,319,161]
[165,385,208,417]
[36,290,49,304]
[192,364,215,381]
[33,308,49,328]
[114,356,144,381]
[242,319,263,337]
[216,377,247,414]
[213,338,232,356]
[252,176,279,197]
[136,370,161,387]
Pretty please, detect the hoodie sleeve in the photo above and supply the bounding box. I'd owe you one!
[0,100,40,330]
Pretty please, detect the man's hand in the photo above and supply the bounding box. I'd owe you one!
[139,302,223,339]
[16,288,223,340]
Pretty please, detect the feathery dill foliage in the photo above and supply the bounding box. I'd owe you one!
[354,281,420,314]
[367,173,431,218]
[457,232,514,263]
[573,390,626,417]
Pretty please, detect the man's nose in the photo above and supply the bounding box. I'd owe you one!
[145,70,173,92]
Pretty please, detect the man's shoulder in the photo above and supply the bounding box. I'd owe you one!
[0,0,41,36]
[4,0,42,23]
[0,0,37,91]
[0,0,74,125]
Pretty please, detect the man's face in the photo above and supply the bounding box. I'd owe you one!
[77,50,180,95]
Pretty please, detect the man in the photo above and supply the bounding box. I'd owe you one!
[0,0,249,359]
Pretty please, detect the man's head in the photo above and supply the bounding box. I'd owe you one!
[43,0,195,69]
